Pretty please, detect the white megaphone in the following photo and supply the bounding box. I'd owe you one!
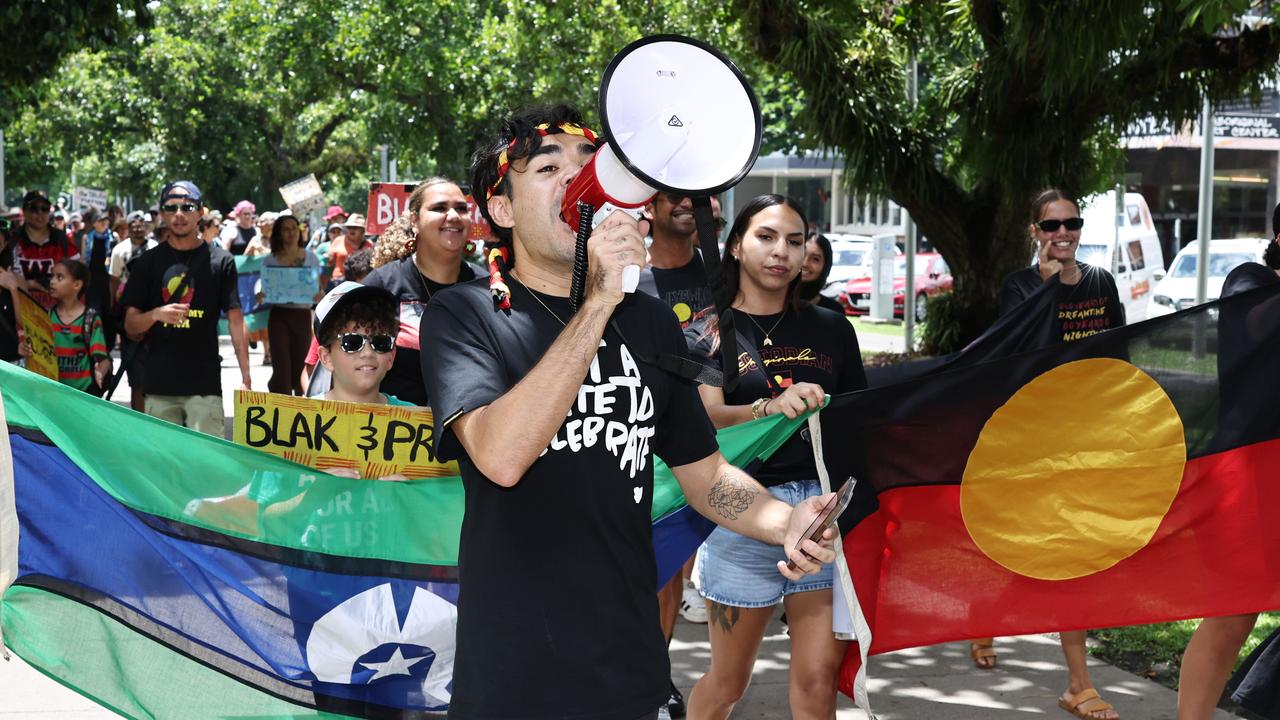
[564,35,762,303]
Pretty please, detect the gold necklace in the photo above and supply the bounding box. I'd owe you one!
[511,271,567,326]
[739,308,785,346]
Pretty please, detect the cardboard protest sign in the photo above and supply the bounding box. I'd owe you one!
[261,266,320,305]
[16,289,57,380]
[73,187,108,212]
[279,174,326,217]
[232,391,459,479]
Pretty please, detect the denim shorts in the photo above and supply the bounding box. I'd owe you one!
[699,478,834,608]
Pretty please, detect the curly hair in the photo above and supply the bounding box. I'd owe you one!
[370,177,458,269]
[317,294,399,347]
[468,104,599,310]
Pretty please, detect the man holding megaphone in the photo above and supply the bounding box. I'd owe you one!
[419,103,839,720]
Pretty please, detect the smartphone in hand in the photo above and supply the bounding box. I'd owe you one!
[786,477,856,571]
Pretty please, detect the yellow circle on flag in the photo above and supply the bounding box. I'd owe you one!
[960,358,1186,580]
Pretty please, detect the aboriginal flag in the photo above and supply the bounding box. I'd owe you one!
[0,361,800,718]
[826,279,1280,698]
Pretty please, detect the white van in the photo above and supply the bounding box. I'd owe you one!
[1074,191,1167,323]
[1146,238,1271,318]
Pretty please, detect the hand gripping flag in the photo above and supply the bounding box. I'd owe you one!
[0,362,803,718]
[824,280,1280,701]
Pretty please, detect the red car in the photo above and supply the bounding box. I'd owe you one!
[838,253,953,321]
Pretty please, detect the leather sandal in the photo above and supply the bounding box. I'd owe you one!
[969,638,997,669]
[1058,688,1116,719]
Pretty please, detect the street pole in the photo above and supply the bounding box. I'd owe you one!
[1195,96,1214,305]
[902,56,919,350]
[379,145,389,182]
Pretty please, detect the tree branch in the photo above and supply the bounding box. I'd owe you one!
[969,0,1005,53]
[301,110,351,164]
[1116,21,1280,100]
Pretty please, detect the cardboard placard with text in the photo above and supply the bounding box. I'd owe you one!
[279,174,326,218]
[16,289,57,380]
[232,391,458,479]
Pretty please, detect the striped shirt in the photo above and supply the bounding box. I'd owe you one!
[51,307,108,392]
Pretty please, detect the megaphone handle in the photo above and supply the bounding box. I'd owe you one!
[569,200,595,311]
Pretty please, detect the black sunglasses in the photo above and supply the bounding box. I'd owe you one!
[338,332,395,354]
[24,204,52,213]
[161,202,201,214]
[1036,217,1084,232]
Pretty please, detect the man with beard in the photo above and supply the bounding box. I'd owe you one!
[639,193,722,329]
[122,181,253,435]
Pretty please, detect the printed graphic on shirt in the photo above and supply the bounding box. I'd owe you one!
[159,264,201,328]
[1057,297,1114,342]
[659,288,713,328]
[736,345,833,393]
[541,338,655,480]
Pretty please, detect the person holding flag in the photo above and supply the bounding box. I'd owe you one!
[418,104,838,720]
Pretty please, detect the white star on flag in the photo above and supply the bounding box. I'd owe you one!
[360,647,427,682]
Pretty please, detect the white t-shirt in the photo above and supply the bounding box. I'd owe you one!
[108,238,158,280]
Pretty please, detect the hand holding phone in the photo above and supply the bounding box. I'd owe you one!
[785,477,856,572]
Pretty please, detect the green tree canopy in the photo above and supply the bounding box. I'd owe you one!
[737,0,1280,348]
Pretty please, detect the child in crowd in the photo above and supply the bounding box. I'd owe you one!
[20,259,112,394]
[311,281,408,480]
[301,248,373,392]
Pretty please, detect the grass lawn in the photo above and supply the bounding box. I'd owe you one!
[847,315,925,337]
[1091,613,1279,688]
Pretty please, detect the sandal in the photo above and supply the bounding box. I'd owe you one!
[970,638,997,669]
[1058,688,1116,719]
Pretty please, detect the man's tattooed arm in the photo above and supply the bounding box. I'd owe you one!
[707,471,758,520]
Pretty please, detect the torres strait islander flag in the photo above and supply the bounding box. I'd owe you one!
[828,279,1280,701]
[0,361,802,718]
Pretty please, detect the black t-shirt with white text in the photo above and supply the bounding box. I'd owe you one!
[639,253,714,329]
[420,278,718,720]
[362,255,480,406]
[120,242,240,396]
[999,263,1125,341]
[687,304,866,486]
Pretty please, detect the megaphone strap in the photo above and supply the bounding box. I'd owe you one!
[485,123,600,200]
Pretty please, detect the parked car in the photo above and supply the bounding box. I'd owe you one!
[1068,191,1166,322]
[820,233,882,299]
[839,253,953,321]
[1146,238,1270,318]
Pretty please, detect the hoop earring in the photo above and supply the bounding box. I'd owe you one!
[406,233,417,254]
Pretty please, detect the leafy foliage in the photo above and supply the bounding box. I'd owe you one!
[735,0,1280,349]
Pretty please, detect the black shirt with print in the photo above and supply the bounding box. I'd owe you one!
[639,252,715,329]
[999,263,1125,341]
[420,278,718,720]
[119,242,240,396]
[686,304,867,487]
[362,255,480,406]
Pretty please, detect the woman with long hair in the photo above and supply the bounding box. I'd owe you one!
[260,215,320,395]
[984,188,1124,720]
[361,176,482,406]
[798,232,844,314]
[685,194,866,719]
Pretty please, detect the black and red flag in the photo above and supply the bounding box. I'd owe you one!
[821,278,1280,699]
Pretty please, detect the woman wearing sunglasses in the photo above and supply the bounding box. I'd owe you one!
[975,188,1124,720]
[684,194,866,719]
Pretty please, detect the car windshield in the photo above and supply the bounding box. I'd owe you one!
[1169,252,1255,278]
[1077,244,1109,267]
[832,249,867,266]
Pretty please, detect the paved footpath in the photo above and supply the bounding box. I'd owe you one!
[1,340,1236,718]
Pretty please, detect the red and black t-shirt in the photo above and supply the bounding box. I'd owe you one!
[10,226,79,290]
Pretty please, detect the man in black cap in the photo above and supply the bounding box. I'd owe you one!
[121,181,252,436]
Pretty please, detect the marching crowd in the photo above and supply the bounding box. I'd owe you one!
[2,100,1280,720]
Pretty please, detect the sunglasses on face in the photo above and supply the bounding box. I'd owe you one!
[25,204,52,213]
[161,202,201,214]
[337,332,395,354]
[1036,218,1084,233]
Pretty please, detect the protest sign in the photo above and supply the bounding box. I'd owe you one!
[73,187,108,213]
[261,266,320,305]
[365,182,415,235]
[232,391,459,479]
[16,289,57,380]
[278,174,326,217]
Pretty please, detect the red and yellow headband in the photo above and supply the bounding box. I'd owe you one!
[485,122,599,200]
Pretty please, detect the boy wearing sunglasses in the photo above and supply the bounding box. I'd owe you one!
[312,281,404,407]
